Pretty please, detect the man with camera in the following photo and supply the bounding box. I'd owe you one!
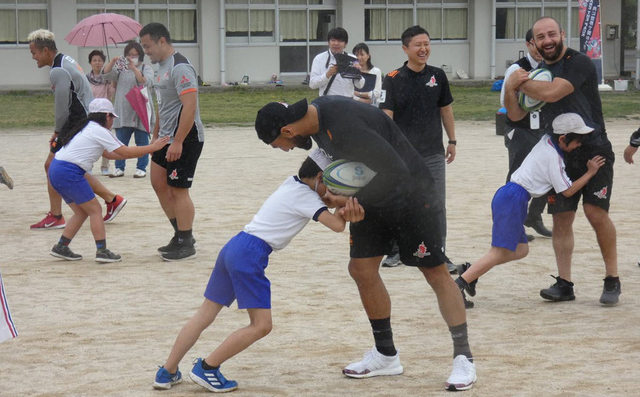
[309,27,365,97]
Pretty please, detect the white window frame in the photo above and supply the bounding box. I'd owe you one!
[495,0,580,41]
[0,0,48,46]
[363,0,469,43]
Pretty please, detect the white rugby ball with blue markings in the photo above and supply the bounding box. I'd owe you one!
[322,159,377,196]
[518,68,553,112]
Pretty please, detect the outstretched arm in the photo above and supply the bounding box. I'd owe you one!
[560,155,606,197]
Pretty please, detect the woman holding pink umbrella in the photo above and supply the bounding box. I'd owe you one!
[103,41,155,178]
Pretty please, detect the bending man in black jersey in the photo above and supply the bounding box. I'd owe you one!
[255,96,477,392]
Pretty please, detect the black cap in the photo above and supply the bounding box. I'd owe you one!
[255,98,308,144]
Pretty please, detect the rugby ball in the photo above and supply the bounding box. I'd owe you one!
[517,68,553,112]
[322,159,377,196]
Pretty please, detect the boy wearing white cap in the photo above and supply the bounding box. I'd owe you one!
[48,98,169,263]
[455,113,605,307]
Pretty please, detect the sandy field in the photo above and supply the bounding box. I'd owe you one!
[0,120,639,397]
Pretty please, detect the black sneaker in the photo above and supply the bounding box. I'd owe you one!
[161,244,196,261]
[96,248,121,263]
[599,276,621,306]
[524,218,552,238]
[157,236,197,254]
[50,243,82,261]
[540,275,575,301]
[461,289,474,309]
[446,261,458,274]
[455,263,477,296]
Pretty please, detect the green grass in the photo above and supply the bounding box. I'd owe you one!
[1,85,639,129]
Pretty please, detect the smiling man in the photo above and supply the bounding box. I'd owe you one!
[378,25,457,272]
[503,16,620,306]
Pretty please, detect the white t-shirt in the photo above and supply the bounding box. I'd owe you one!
[55,121,123,172]
[511,134,572,197]
[244,176,328,251]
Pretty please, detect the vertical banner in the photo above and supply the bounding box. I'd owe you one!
[579,0,603,82]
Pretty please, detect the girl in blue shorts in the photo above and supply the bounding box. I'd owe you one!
[153,150,364,392]
[48,98,168,263]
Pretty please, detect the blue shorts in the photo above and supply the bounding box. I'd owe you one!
[491,182,531,251]
[204,232,273,309]
[48,159,94,205]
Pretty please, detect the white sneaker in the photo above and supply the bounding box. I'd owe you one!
[343,347,403,378]
[445,355,476,391]
[133,169,146,178]
[110,169,124,178]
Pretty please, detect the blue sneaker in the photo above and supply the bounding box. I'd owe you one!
[153,366,182,390]
[189,358,238,392]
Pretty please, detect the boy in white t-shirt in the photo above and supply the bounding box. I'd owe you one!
[48,98,169,263]
[153,150,364,393]
[454,113,605,308]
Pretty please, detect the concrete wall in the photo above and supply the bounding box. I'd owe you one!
[0,0,626,88]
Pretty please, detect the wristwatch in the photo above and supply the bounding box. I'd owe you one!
[448,140,457,145]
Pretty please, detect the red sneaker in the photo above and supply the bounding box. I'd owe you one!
[104,195,127,223]
[30,212,65,229]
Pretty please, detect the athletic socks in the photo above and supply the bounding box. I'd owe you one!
[201,359,218,370]
[449,322,473,361]
[176,229,193,246]
[370,317,397,356]
[95,239,106,250]
[58,235,72,246]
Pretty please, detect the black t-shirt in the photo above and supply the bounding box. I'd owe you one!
[540,48,607,146]
[379,63,453,156]
[311,95,437,209]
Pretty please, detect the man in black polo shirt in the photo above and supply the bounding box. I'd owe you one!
[254,96,477,391]
[378,25,456,272]
[504,16,620,305]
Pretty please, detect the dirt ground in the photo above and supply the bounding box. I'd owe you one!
[0,120,639,396]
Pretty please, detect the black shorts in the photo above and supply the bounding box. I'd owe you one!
[349,202,447,268]
[547,142,614,213]
[151,125,203,188]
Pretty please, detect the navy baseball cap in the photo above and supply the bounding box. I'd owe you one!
[255,98,308,144]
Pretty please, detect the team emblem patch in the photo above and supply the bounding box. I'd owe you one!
[426,75,438,87]
[593,186,608,199]
[180,75,190,85]
[169,169,179,180]
[413,241,431,258]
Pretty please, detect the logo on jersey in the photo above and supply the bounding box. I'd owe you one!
[413,241,431,258]
[425,75,438,88]
[169,169,179,180]
[180,75,190,85]
[593,186,608,199]
[547,194,556,205]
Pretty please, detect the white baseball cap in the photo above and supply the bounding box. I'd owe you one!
[88,98,118,118]
[552,113,593,135]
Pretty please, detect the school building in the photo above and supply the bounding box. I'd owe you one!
[0,1,636,88]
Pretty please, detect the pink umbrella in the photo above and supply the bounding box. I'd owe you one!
[64,13,142,56]
[125,85,152,133]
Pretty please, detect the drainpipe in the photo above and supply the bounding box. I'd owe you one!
[220,0,226,85]
[491,0,496,79]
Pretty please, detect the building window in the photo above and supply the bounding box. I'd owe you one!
[0,0,48,45]
[77,0,197,43]
[225,0,275,44]
[364,0,468,42]
[496,1,579,40]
